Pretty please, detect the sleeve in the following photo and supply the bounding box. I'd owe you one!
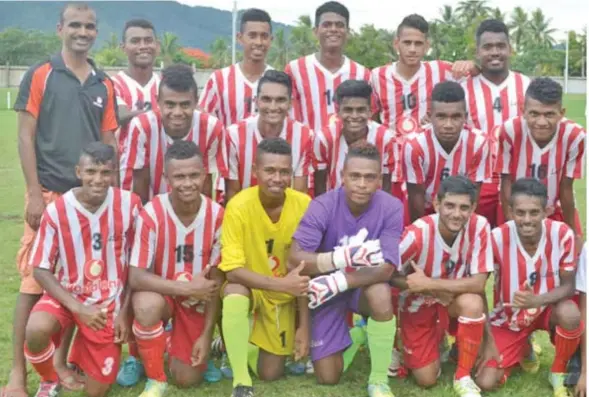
[576,244,587,293]
[218,203,246,272]
[470,134,492,182]
[560,227,576,272]
[29,209,59,271]
[125,194,143,249]
[198,73,219,117]
[365,68,380,115]
[381,133,394,175]
[210,208,224,267]
[129,210,156,269]
[294,128,313,177]
[112,77,127,108]
[370,69,383,118]
[380,198,404,269]
[495,124,511,175]
[565,128,586,179]
[121,117,148,170]
[312,129,330,171]
[227,127,239,181]
[14,62,50,118]
[285,63,303,122]
[206,118,226,175]
[469,218,494,275]
[403,138,424,184]
[292,199,329,252]
[398,225,421,271]
[101,78,119,133]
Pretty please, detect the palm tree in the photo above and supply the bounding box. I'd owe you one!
[268,28,289,69]
[437,5,458,25]
[209,37,231,68]
[490,7,506,22]
[290,15,317,58]
[160,32,180,67]
[456,0,491,23]
[105,32,119,50]
[509,7,528,53]
[528,8,556,48]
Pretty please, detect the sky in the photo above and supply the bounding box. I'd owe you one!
[178,0,587,41]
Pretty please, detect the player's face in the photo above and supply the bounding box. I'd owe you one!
[58,8,97,54]
[394,27,429,67]
[342,157,381,207]
[122,27,159,68]
[76,157,114,204]
[434,193,473,234]
[476,32,510,75]
[338,97,371,141]
[511,194,546,240]
[159,85,197,136]
[314,12,348,51]
[165,156,205,203]
[524,97,565,144]
[238,22,272,62]
[257,82,291,125]
[430,101,466,146]
[254,153,292,198]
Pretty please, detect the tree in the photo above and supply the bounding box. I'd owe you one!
[528,8,556,48]
[456,0,491,23]
[268,28,290,70]
[0,28,60,65]
[209,37,231,68]
[93,32,126,67]
[290,15,317,58]
[490,7,506,22]
[160,32,181,67]
[509,7,528,53]
[346,25,395,68]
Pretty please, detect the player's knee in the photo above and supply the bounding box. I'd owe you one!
[132,291,166,325]
[171,369,202,388]
[475,368,503,391]
[453,293,484,318]
[364,283,394,320]
[554,299,581,329]
[414,372,438,388]
[24,314,54,350]
[315,370,342,385]
[223,283,250,298]
[258,365,284,382]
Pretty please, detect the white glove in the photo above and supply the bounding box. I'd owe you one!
[307,271,348,309]
[332,239,384,271]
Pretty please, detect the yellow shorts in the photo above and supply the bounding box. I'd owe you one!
[250,289,296,356]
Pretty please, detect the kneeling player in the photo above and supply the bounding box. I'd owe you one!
[128,141,223,396]
[219,138,312,397]
[393,175,493,397]
[476,178,583,397]
[24,143,141,397]
[290,144,402,397]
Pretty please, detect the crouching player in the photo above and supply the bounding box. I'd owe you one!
[289,143,402,397]
[475,178,584,397]
[393,175,494,397]
[24,143,142,397]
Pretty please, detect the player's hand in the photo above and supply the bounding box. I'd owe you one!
[475,336,502,377]
[294,326,310,361]
[191,334,212,367]
[25,190,46,231]
[575,371,586,397]
[75,304,108,331]
[186,266,220,301]
[280,262,310,297]
[507,281,539,309]
[451,60,478,79]
[332,240,384,271]
[114,312,128,344]
[406,261,433,293]
[307,273,343,309]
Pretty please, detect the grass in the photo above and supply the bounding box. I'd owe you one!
[0,92,585,397]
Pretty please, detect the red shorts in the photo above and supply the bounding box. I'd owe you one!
[32,295,121,385]
[400,302,457,369]
[476,182,500,227]
[164,296,206,369]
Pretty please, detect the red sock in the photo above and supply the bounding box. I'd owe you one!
[127,334,139,358]
[133,320,167,382]
[551,322,584,373]
[455,315,485,380]
[24,342,58,382]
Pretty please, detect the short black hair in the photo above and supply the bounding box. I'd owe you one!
[476,19,509,45]
[437,175,477,204]
[510,178,548,208]
[397,14,429,36]
[164,140,202,165]
[240,8,272,33]
[122,19,156,42]
[60,2,94,24]
[257,70,292,98]
[159,64,198,100]
[431,81,466,106]
[80,142,115,164]
[315,1,349,28]
[256,137,292,162]
[526,77,563,106]
[344,142,382,165]
[335,80,372,105]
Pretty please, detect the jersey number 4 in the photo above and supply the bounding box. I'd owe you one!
[493,97,502,112]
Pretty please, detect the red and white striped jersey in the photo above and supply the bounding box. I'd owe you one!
[120,110,227,197]
[285,55,374,131]
[30,188,141,314]
[313,120,401,189]
[129,193,223,279]
[496,117,586,208]
[227,115,313,189]
[490,219,576,331]
[403,124,492,209]
[371,61,453,135]
[198,63,273,127]
[399,213,493,312]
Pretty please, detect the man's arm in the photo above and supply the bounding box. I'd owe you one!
[34,268,84,313]
[535,270,576,307]
[133,169,150,204]
[292,176,308,193]
[202,267,224,339]
[224,179,241,205]
[559,177,577,232]
[102,131,119,186]
[18,112,44,230]
[224,268,289,293]
[313,170,327,197]
[129,267,204,297]
[381,175,392,194]
[500,175,513,221]
[203,174,213,199]
[118,105,146,126]
[406,183,426,222]
[419,272,488,295]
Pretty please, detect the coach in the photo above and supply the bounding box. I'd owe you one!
[3,3,118,397]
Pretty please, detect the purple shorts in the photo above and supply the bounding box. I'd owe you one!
[310,288,362,362]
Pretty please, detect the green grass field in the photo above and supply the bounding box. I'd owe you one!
[0,91,586,397]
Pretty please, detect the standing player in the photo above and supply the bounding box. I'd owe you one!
[475,178,583,397]
[5,3,119,396]
[393,176,493,397]
[128,141,224,397]
[496,77,585,237]
[121,64,226,203]
[226,70,313,201]
[23,143,140,397]
[289,144,401,397]
[572,243,587,397]
[313,80,400,197]
[111,19,160,189]
[404,81,491,223]
[219,138,312,397]
[462,19,531,227]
